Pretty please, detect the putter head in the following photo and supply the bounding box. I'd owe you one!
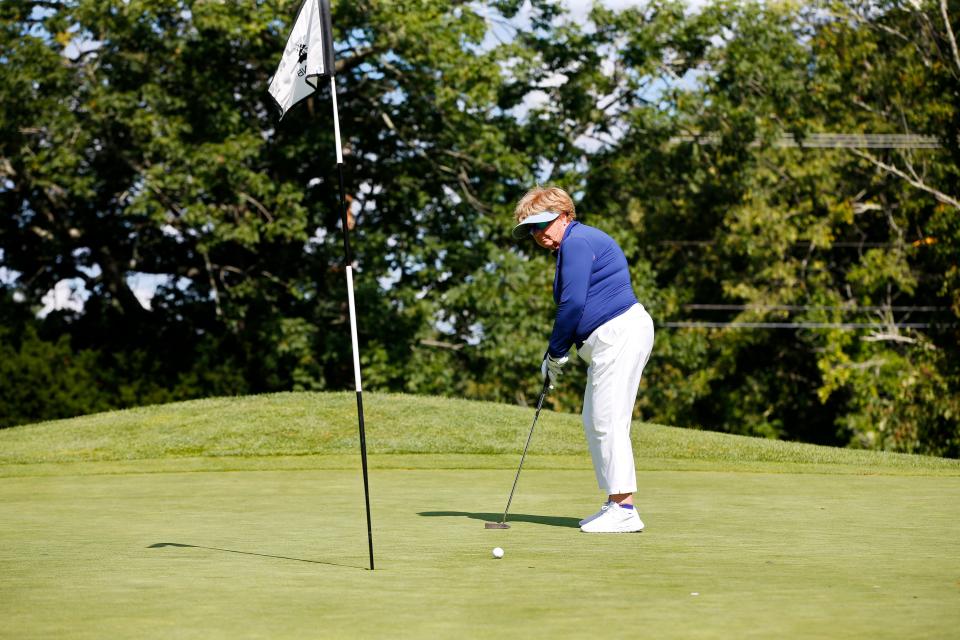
[484,522,510,529]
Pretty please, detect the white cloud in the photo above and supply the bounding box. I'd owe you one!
[36,270,177,316]
[127,272,175,310]
[39,278,90,317]
[0,249,13,285]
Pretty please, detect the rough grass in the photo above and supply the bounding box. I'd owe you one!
[1,392,957,477]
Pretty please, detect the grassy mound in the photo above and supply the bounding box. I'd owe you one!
[1,391,957,476]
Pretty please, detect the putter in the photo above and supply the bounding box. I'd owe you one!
[485,376,552,529]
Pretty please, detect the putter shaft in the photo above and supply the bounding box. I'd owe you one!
[492,377,550,527]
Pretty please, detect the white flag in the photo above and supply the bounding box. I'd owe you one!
[268,0,333,119]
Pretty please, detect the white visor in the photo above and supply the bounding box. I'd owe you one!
[511,210,561,239]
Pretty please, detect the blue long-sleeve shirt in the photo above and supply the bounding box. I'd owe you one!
[549,221,638,357]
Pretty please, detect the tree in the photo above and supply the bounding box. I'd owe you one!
[1,0,956,456]
[0,0,594,419]
[582,0,959,455]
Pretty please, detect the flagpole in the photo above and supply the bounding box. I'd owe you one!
[268,0,373,571]
[329,75,374,572]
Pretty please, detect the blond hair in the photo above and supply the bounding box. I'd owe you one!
[514,186,577,223]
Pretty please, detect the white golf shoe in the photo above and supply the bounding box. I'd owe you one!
[579,502,644,533]
[578,501,613,527]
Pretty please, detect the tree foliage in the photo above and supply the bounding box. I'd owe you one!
[582,0,960,455]
[1,0,957,455]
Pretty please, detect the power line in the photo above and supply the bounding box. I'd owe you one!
[660,321,949,329]
[683,304,945,312]
[668,133,944,149]
[659,240,898,248]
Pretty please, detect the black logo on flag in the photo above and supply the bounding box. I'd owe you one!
[297,43,308,77]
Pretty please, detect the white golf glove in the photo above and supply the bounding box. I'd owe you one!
[541,354,569,388]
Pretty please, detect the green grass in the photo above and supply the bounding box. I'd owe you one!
[2,392,958,475]
[1,392,959,638]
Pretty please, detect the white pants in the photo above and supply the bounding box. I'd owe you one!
[577,304,654,495]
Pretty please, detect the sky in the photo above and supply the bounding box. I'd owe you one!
[568,0,649,13]
[566,0,708,17]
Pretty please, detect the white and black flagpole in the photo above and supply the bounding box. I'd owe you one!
[329,75,375,572]
[268,0,374,571]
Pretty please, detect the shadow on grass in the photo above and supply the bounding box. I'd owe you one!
[418,511,580,529]
[147,543,366,570]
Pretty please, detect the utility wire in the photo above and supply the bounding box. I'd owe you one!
[683,304,945,312]
[659,321,950,329]
[659,241,910,248]
[668,133,944,149]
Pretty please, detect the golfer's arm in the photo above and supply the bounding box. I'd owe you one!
[548,239,591,357]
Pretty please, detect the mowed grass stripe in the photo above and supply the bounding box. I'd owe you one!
[1,392,957,476]
[1,393,959,638]
[1,469,958,639]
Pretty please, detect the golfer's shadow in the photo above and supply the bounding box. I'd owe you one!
[418,511,580,529]
[147,543,365,570]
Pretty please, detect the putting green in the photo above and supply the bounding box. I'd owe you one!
[2,465,959,638]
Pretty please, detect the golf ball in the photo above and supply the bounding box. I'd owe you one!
[492,547,504,559]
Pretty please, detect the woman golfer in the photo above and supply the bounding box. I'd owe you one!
[512,186,654,533]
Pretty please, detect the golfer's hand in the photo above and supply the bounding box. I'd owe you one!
[541,354,569,388]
